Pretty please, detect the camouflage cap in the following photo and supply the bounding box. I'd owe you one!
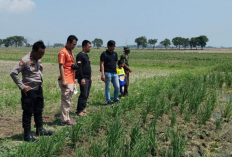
[123,46,130,51]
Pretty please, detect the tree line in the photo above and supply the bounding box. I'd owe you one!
[134,35,209,50]
[0,36,30,47]
[91,36,209,50]
[50,38,104,48]
[0,36,105,48]
[0,35,209,50]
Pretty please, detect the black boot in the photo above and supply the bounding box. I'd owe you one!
[36,127,53,136]
[24,128,37,142]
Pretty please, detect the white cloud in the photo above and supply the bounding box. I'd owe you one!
[0,0,35,14]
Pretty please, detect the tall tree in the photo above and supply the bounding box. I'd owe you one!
[172,37,183,50]
[2,36,25,47]
[92,38,103,48]
[197,35,209,50]
[135,37,142,49]
[0,39,2,46]
[141,36,147,49]
[181,38,190,49]
[3,37,13,47]
[189,37,198,50]
[148,39,158,49]
[160,39,171,49]
[135,36,147,49]
[14,36,25,47]
[24,37,31,47]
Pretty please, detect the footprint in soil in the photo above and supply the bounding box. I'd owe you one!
[199,135,204,139]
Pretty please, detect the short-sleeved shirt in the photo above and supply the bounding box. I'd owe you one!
[10,52,43,90]
[76,52,91,79]
[100,50,118,73]
[116,67,125,86]
[58,47,75,83]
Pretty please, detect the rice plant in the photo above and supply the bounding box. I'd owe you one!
[140,100,152,124]
[162,127,171,142]
[208,73,216,85]
[148,126,157,155]
[215,117,223,130]
[141,107,148,125]
[210,89,217,110]
[130,122,141,149]
[106,116,123,155]
[167,87,173,101]
[216,72,224,88]
[11,130,65,157]
[173,93,181,106]
[170,129,188,157]
[184,111,191,123]
[130,136,149,157]
[149,108,160,128]
[75,145,86,157]
[36,135,64,157]
[224,71,231,88]
[89,109,106,135]
[198,93,216,125]
[89,140,104,157]
[180,101,186,115]
[159,96,166,116]
[112,103,123,117]
[170,111,177,128]
[221,97,232,121]
[70,120,82,145]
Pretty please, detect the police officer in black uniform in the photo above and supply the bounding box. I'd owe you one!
[10,41,52,142]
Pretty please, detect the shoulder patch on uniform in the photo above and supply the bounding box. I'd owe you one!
[19,60,25,66]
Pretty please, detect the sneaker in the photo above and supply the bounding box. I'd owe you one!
[61,119,76,126]
[107,101,114,108]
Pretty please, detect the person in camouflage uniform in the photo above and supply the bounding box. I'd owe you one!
[120,46,132,96]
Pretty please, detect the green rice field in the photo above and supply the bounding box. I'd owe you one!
[0,47,232,156]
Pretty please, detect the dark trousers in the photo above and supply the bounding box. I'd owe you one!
[76,78,91,114]
[124,70,130,95]
[21,86,44,130]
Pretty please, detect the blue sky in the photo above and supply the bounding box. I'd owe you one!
[0,0,232,47]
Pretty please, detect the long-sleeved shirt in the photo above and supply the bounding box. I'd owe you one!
[76,52,91,79]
